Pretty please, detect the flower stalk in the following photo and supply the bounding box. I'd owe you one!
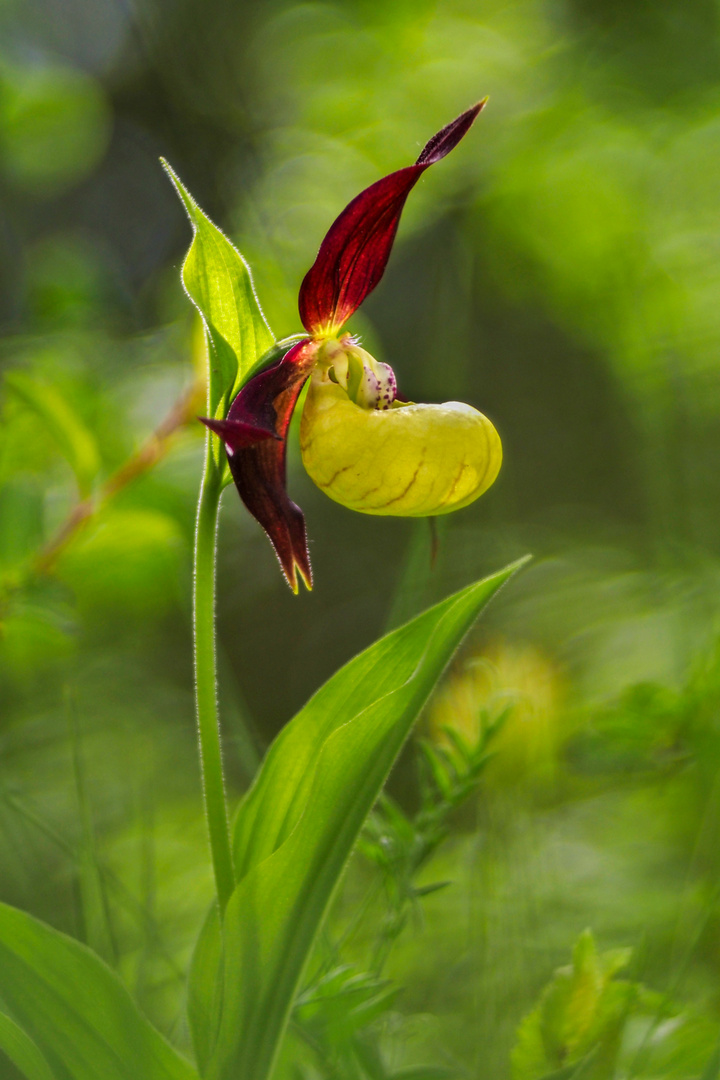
[194,432,235,915]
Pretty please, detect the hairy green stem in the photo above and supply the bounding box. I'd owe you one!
[194,440,235,914]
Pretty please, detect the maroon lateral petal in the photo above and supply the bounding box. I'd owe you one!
[199,416,278,450]
[298,101,486,336]
[223,338,317,592]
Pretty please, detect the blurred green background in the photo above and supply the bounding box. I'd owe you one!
[2,0,720,1075]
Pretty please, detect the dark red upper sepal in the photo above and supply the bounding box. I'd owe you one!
[222,339,317,592]
[298,101,486,337]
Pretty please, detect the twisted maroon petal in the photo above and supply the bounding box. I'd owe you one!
[220,338,317,592]
[298,101,486,337]
[199,416,278,450]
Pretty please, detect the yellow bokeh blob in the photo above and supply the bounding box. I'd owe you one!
[428,640,565,792]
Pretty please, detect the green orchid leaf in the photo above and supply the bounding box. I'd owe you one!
[201,558,528,1080]
[0,902,198,1080]
[0,1008,56,1080]
[187,905,223,1075]
[4,371,100,497]
[232,555,528,884]
[161,160,274,415]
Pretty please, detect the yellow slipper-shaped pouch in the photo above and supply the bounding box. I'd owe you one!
[300,364,502,517]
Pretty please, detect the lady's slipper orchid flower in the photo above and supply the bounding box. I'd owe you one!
[203,102,502,592]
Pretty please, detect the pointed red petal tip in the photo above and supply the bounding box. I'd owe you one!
[414,99,487,166]
[298,101,486,337]
[223,339,317,592]
[199,416,279,451]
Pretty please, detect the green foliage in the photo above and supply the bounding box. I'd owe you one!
[187,906,223,1074]
[701,1042,720,1080]
[287,689,512,1078]
[387,1070,457,1080]
[161,163,275,416]
[512,930,633,1080]
[190,559,526,1080]
[57,508,185,618]
[7,4,720,1080]
[0,480,44,576]
[0,902,198,1080]
[294,965,400,1053]
[0,598,75,687]
[358,706,511,976]
[0,1009,56,1080]
[4,372,100,498]
[0,61,110,193]
[512,930,720,1080]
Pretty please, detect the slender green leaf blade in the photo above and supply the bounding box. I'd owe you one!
[161,160,274,413]
[5,372,99,496]
[187,905,223,1075]
[0,1009,56,1080]
[208,558,529,1080]
[233,556,528,882]
[0,902,198,1080]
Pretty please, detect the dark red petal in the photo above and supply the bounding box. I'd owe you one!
[223,338,317,592]
[199,416,278,450]
[298,101,486,336]
[414,100,487,166]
